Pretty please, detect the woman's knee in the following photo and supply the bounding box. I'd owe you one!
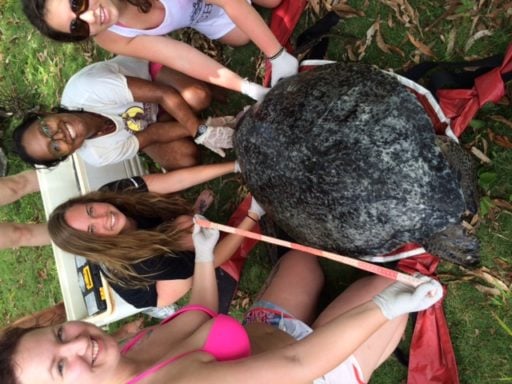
[253,0,282,8]
[219,28,251,47]
[181,83,212,112]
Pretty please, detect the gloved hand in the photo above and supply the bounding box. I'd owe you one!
[248,196,266,220]
[372,276,443,320]
[205,115,237,128]
[194,124,235,157]
[192,215,219,263]
[240,79,270,101]
[234,160,241,173]
[270,48,298,87]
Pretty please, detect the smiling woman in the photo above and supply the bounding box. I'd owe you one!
[64,202,137,235]
[13,321,120,383]
[14,111,118,168]
[44,169,263,310]
[21,0,296,97]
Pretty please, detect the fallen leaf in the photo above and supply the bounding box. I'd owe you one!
[374,20,390,53]
[490,115,512,129]
[446,27,457,56]
[470,146,492,164]
[492,134,512,149]
[464,29,493,53]
[475,284,501,296]
[308,0,321,15]
[345,45,358,61]
[407,33,436,58]
[330,2,365,17]
[493,199,512,212]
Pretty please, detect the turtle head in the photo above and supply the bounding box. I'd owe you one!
[423,223,480,266]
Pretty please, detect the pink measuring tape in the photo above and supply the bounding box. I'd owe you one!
[195,218,423,286]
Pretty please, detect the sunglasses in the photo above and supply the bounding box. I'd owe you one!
[69,0,90,38]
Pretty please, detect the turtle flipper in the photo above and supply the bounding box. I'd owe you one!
[423,223,480,266]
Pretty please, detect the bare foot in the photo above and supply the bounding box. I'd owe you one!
[194,189,215,214]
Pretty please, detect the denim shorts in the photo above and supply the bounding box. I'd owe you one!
[244,300,366,384]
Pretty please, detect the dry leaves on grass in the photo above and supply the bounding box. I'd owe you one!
[491,115,512,130]
[231,290,252,311]
[459,266,511,297]
[464,29,493,53]
[307,0,364,17]
[407,32,436,58]
[379,0,419,29]
[488,128,512,149]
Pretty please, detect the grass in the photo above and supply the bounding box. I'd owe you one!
[1,0,512,382]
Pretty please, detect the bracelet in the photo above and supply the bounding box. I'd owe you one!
[194,124,208,139]
[268,47,285,61]
[246,214,259,223]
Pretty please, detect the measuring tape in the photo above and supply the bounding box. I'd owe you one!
[195,218,423,286]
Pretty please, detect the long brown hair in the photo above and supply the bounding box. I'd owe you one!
[48,190,193,287]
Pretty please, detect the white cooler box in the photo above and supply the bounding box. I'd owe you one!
[37,154,147,326]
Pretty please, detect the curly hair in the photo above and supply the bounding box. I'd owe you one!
[22,0,152,42]
[0,326,40,384]
[48,189,194,287]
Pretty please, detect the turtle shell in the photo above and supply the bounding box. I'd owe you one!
[234,62,466,257]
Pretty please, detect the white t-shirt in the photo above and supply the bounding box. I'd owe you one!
[61,56,159,166]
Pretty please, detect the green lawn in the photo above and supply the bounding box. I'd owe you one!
[1,0,511,382]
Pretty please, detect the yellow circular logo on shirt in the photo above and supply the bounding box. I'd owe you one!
[122,106,146,132]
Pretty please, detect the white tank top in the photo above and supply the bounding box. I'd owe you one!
[108,0,226,37]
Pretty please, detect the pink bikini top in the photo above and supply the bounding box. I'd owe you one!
[122,304,251,384]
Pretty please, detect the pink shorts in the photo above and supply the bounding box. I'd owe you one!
[149,62,163,81]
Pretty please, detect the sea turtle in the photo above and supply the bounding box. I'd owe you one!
[234,62,479,266]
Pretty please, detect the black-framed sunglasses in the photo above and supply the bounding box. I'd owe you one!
[69,0,90,38]
[38,117,65,160]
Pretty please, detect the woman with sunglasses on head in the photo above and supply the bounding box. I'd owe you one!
[1,220,443,384]
[45,166,261,312]
[22,0,298,101]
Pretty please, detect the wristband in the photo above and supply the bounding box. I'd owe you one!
[246,214,258,223]
[268,47,285,61]
[194,124,208,139]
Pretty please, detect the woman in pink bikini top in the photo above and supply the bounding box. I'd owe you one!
[3,218,443,384]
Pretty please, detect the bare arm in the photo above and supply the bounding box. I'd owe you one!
[213,213,260,267]
[207,0,282,57]
[155,278,193,307]
[142,161,236,194]
[126,76,201,136]
[134,121,190,149]
[189,222,220,315]
[95,33,245,92]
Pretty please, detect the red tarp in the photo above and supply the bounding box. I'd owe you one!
[438,43,512,137]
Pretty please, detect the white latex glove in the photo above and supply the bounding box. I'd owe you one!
[248,196,266,219]
[192,215,220,263]
[194,124,235,158]
[205,115,237,128]
[270,48,299,87]
[372,276,443,320]
[234,160,241,173]
[240,79,270,102]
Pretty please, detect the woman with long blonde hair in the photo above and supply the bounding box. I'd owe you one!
[47,159,259,310]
